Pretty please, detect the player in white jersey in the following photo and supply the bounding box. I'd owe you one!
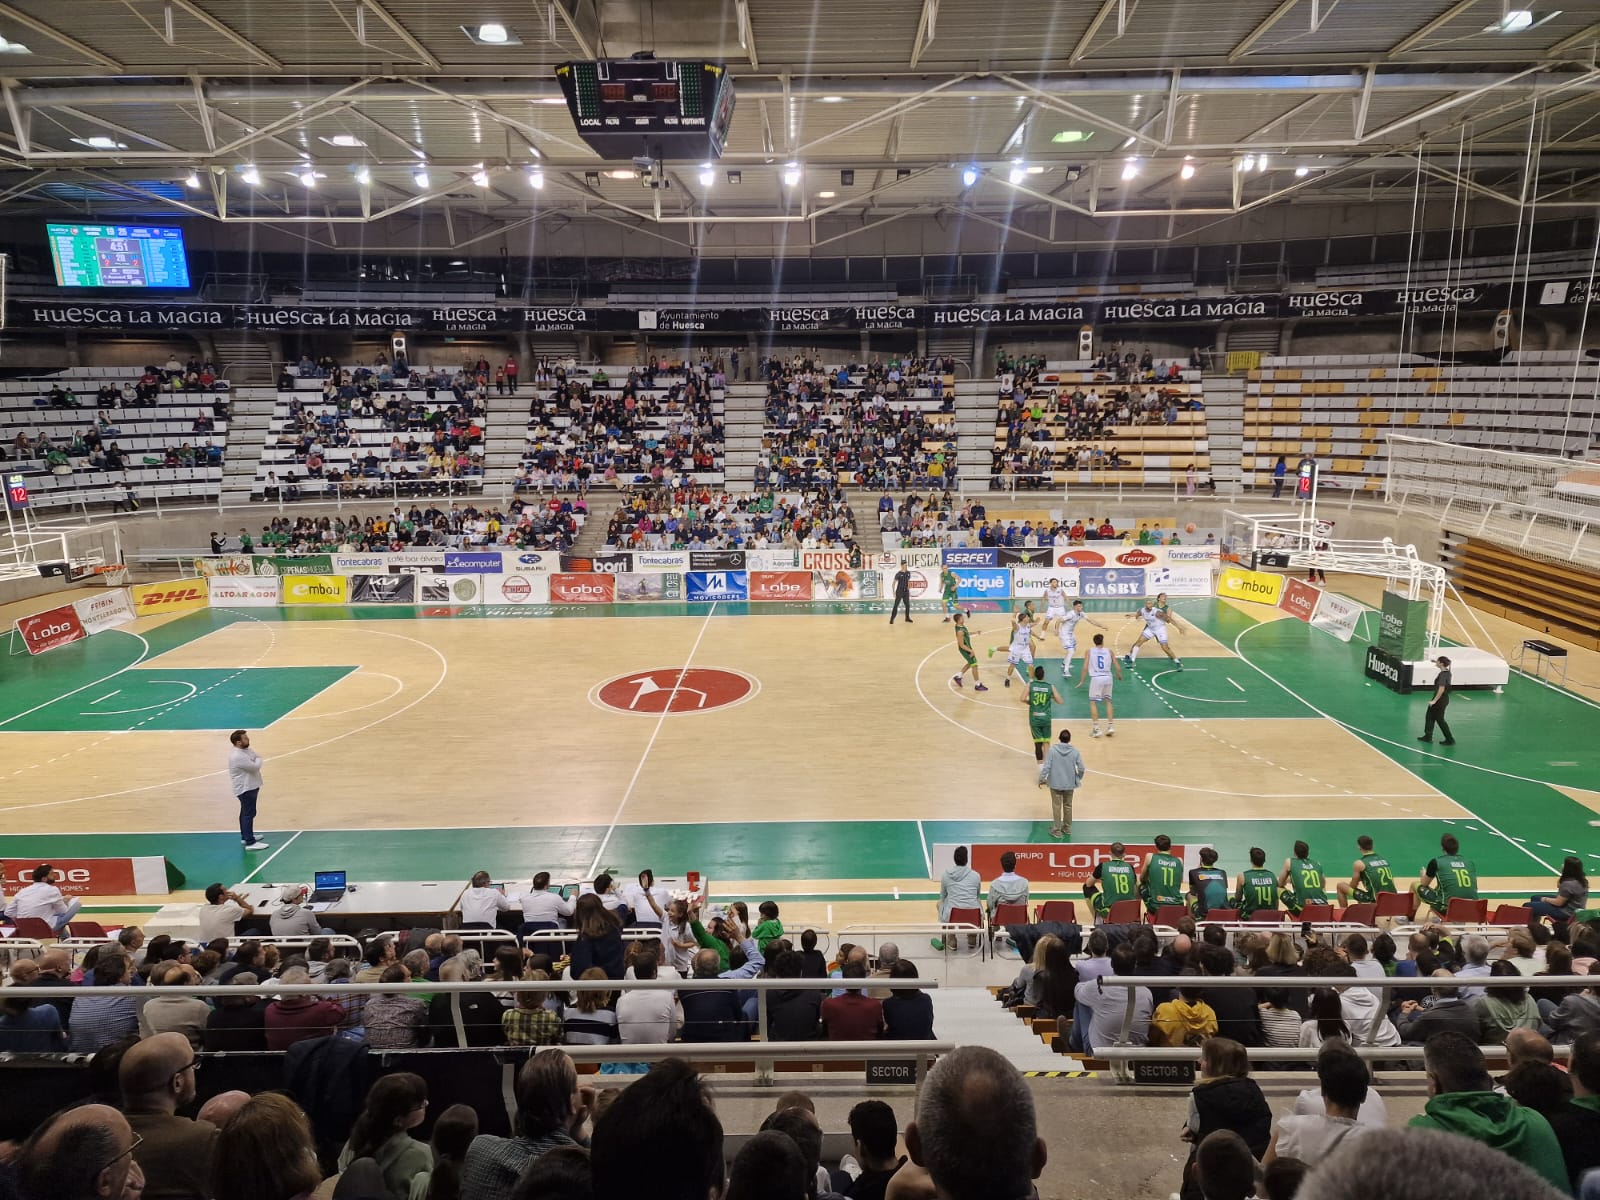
[1076,631,1124,737]
[992,611,1038,688]
[1057,599,1107,677]
[1123,592,1183,670]
[1042,579,1070,630]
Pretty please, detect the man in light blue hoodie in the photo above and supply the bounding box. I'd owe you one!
[1037,729,1087,840]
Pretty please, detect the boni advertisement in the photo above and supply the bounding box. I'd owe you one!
[130,579,209,616]
[812,569,882,601]
[614,572,683,602]
[349,574,418,604]
[1079,567,1146,598]
[484,573,552,605]
[750,571,813,602]
[686,571,750,602]
[73,590,135,635]
[1218,567,1285,605]
[931,843,1195,886]
[1146,562,1214,598]
[282,574,348,605]
[15,604,86,655]
[550,573,616,603]
[206,577,280,607]
[953,567,1010,599]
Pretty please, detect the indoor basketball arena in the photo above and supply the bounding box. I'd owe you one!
[1,4,1599,1199]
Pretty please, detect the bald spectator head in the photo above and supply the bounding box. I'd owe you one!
[120,1031,199,1113]
[1298,1127,1567,1200]
[1171,933,1193,962]
[34,949,70,978]
[197,1090,252,1127]
[907,1045,1046,1200]
[17,1103,145,1200]
[10,959,41,985]
[1505,1028,1554,1070]
[846,945,869,968]
[876,943,900,969]
[692,948,723,979]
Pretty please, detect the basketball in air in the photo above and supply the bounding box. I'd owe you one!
[1185,523,1196,534]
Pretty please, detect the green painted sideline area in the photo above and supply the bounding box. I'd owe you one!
[1,819,1557,907]
[2,666,355,732]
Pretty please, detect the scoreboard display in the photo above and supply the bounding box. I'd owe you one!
[47,222,191,289]
[6,473,29,511]
[555,59,734,159]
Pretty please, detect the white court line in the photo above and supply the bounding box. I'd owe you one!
[1149,669,1247,705]
[586,602,718,877]
[277,672,404,722]
[236,830,304,885]
[1228,679,1246,694]
[1231,619,1558,875]
[91,690,120,704]
[0,624,448,816]
[81,680,198,716]
[0,629,151,729]
[917,820,932,876]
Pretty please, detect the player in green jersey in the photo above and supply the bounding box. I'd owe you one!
[1188,846,1230,918]
[1234,846,1281,919]
[939,567,962,622]
[1140,833,1187,914]
[1279,840,1330,914]
[1084,842,1139,919]
[1413,833,1479,919]
[1020,665,1063,762]
[949,612,988,692]
[1336,834,1398,906]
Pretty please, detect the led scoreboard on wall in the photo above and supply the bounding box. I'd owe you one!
[6,473,29,511]
[555,59,735,159]
[47,223,191,289]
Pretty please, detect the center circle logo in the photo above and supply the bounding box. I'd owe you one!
[596,668,755,715]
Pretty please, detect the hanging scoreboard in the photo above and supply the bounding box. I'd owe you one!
[555,59,735,159]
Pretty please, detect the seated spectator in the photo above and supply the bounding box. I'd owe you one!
[1199,944,1263,1047]
[1408,1031,1568,1191]
[462,1051,593,1200]
[203,972,268,1051]
[1547,1031,1600,1189]
[263,966,342,1050]
[503,972,561,1046]
[616,953,682,1044]
[5,863,83,933]
[68,951,140,1054]
[1299,989,1351,1047]
[429,953,506,1047]
[1299,1125,1574,1200]
[1264,1041,1376,1168]
[901,1045,1047,1200]
[590,1058,723,1200]
[569,893,624,980]
[197,882,251,942]
[365,963,429,1048]
[15,1103,146,1200]
[1471,959,1542,1046]
[1152,972,1218,1047]
[837,1099,904,1200]
[986,852,1029,919]
[1259,988,1302,1049]
[210,1093,323,1200]
[1193,1130,1258,1200]
[821,960,884,1040]
[269,884,331,938]
[338,1073,432,1199]
[882,960,935,1040]
[137,962,211,1047]
[1455,935,1493,1001]
[1073,943,1152,1055]
[1399,969,1482,1044]
[728,1131,808,1200]
[758,1107,835,1200]
[798,929,828,978]
[1546,980,1600,1042]
[1180,1038,1272,1200]
[408,1103,478,1200]
[118,1031,217,1200]
[562,967,620,1045]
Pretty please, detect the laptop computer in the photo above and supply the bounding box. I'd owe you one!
[308,870,348,905]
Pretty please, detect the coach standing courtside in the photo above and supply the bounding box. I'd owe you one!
[1417,656,1455,747]
[889,563,913,625]
[228,730,268,850]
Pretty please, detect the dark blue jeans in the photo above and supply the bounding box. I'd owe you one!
[1529,898,1570,924]
[236,788,259,843]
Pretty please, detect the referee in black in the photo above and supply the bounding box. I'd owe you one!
[889,564,913,625]
[1418,655,1455,746]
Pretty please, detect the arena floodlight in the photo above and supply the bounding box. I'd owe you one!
[961,166,978,187]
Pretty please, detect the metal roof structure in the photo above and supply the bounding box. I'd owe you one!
[0,0,1595,247]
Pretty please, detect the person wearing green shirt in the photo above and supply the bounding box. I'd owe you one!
[939,567,961,621]
[1279,840,1330,914]
[238,529,254,554]
[1234,847,1280,919]
[1409,1032,1569,1193]
[1336,834,1398,906]
[1187,847,1230,918]
[1084,843,1139,919]
[949,612,987,692]
[1413,833,1479,918]
[1140,834,1186,914]
[1020,665,1063,763]
[750,900,784,951]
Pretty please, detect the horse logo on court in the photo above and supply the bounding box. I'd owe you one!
[595,668,756,715]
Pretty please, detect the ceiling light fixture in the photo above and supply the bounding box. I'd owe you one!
[413,165,431,188]
[1026,165,1045,174]
[471,167,491,187]
[528,167,545,189]
[783,162,801,186]
[184,169,201,189]
[1180,161,1196,180]
[0,34,32,53]
[605,169,637,180]
[1121,158,1140,181]
[462,21,521,44]
[1256,153,1269,172]
[1295,165,1309,177]
[240,163,261,186]
[319,134,366,148]
[698,163,715,186]
[961,166,978,187]
[1485,9,1537,32]
[298,165,319,187]
[73,135,127,150]
[817,190,836,199]
[819,94,847,103]
[1051,130,1089,143]
[354,165,371,185]
[1120,135,1136,150]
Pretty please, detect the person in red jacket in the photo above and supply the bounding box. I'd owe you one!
[263,965,344,1050]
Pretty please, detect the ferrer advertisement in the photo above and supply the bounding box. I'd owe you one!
[281,574,348,605]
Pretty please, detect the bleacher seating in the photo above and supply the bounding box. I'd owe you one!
[0,367,229,510]
[1314,248,1596,288]
[1452,537,1600,650]
[1241,353,1600,492]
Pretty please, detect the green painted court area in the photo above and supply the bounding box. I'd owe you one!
[1025,656,1314,721]
[1,666,356,732]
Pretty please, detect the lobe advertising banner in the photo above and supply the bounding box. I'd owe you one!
[550,573,616,603]
[16,604,87,655]
[749,571,814,601]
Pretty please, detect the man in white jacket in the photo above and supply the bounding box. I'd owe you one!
[1037,729,1087,840]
